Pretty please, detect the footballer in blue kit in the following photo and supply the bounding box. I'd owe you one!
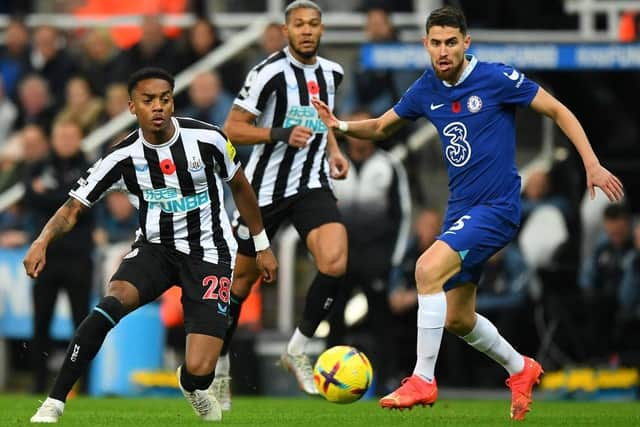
[313,5,624,421]
[393,55,540,290]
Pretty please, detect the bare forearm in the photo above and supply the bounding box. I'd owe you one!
[342,118,391,140]
[553,106,599,168]
[35,198,84,245]
[224,120,272,145]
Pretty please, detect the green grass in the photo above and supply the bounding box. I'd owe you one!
[1,394,638,426]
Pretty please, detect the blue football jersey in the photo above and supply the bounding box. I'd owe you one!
[393,55,539,226]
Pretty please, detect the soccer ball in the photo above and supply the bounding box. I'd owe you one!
[313,345,373,403]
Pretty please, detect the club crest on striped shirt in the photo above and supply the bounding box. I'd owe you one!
[188,156,204,172]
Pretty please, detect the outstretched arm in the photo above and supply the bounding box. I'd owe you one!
[311,99,408,141]
[228,169,278,282]
[530,87,624,202]
[23,197,87,278]
[224,104,313,148]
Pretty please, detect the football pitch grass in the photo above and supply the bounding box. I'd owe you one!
[1,394,638,426]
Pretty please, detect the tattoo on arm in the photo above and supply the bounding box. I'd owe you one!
[38,198,86,243]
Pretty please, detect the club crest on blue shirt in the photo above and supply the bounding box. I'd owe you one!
[467,95,482,113]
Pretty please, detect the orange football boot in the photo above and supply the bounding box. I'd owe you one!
[505,356,544,420]
[379,375,438,409]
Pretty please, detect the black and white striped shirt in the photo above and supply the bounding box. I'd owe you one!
[69,117,240,265]
[235,47,343,206]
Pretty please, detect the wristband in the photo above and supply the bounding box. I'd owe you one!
[337,120,349,132]
[270,127,294,143]
[252,229,270,252]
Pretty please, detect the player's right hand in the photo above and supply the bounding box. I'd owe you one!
[23,240,47,278]
[311,98,339,130]
[288,126,313,148]
[256,248,278,283]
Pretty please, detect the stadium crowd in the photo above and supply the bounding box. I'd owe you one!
[0,0,638,398]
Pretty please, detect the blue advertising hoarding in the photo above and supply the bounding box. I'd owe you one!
[360,43,640,70]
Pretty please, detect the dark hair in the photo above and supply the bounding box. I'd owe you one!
[426,6,467,35]
[127,67,175,96]
[284,0,322,22]
[604,203,631,221]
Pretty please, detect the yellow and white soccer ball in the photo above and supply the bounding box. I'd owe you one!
[313,345,373,403]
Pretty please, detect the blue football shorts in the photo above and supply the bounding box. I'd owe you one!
[438,204,519,291]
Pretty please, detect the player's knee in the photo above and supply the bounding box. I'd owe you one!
[415,259,445,293]
[316,253,347,277]
[231,272,259,298]
[106,280,139,312]
[445,312,475,336]
[184,354,216,376]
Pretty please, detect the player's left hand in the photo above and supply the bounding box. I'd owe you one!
[329,150,349,180]
[587,163,624,202]
[256,248,278,283]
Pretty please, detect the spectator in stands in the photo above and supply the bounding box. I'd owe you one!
[0,199,29,248]
[580,203,633,362]
[20,124,50,167]
[180,18,245,94]
[612,220,640,363]
[181,71,234,129]
[95,83,133,145]
[78,29,119,96]
[328,111,412,394]
[339,8,418,117]
[93,192,138,246]
[521,168,571,222]
[0,76,18,143]
[26,26,77,106]
[15,74,56,133]
[54,76,104,134]
[24,119,95,394]
[247,22,287,66]
[114,15,181,82]
[0,124,49,192]
[0,133,23,192]
[0,16,30,97]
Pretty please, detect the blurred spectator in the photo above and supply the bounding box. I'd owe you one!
[0,124,49,192]
[0,133,23,192]
[247,22,287,66]
[93,191,138,246]
[78,29,119,96]
[113,15,182,82]
[24,119,95,393]
[340,8,418,117]
[180,71,234,127]
[0,17,30,97]
[0,76,18,142]
[522,168,571,221]
[180,18,245,94]
[329,111,412,394]
[580,203,633,362]
[20,124,50,166]
[616,221,640,363]
[15,74,56,133]
[26,26,78,106]
[54,76,104,133]
[0,200,29,248]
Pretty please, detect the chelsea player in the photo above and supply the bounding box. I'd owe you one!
[312,5,624,420]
